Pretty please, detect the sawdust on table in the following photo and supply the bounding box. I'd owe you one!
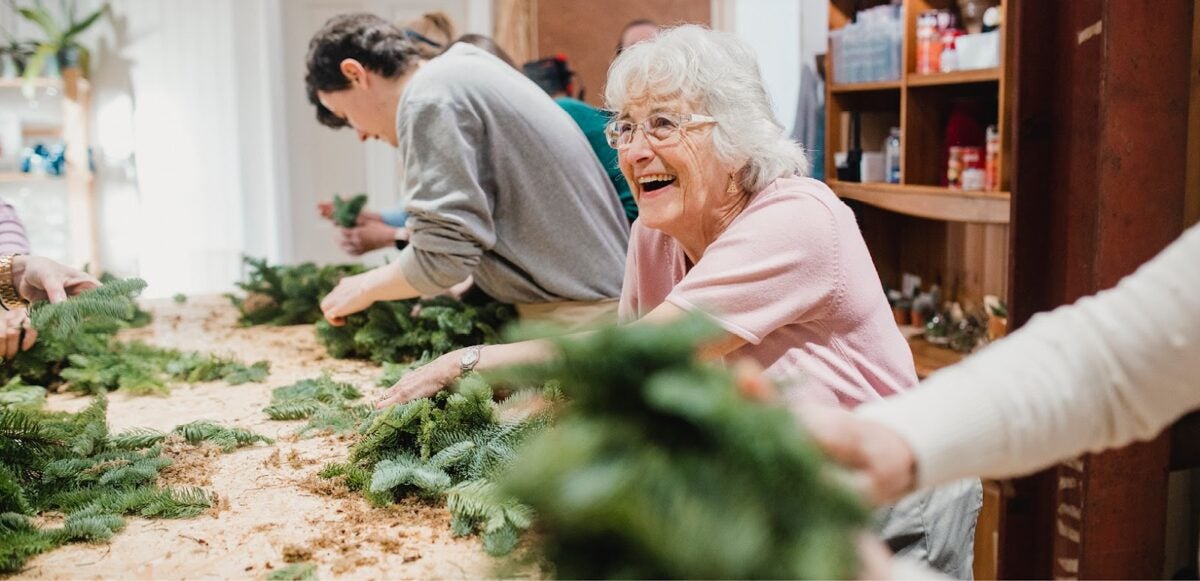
[22,296,504,580]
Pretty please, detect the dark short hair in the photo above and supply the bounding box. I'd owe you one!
[522,55,573,96]
[305,13,419,129]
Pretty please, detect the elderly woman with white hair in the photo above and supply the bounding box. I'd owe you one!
[376,25,980,577]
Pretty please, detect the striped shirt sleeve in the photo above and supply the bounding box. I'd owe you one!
[0,202,31,255]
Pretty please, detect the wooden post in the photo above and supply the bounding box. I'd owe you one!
[61,68,100,272]
[1007,0,1193,577]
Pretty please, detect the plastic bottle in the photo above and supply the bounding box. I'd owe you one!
[885,128,902,184]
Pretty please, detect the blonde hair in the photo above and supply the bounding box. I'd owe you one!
[403,11,457,58]
[605,25,809,192]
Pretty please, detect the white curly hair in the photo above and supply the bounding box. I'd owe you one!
[605,24,809,192]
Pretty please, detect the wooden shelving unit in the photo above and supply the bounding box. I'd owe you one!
[827,3,1013,578]
[0,70,99,270]
[826,0,1013,319]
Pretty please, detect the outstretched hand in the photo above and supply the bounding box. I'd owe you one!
[12,256,101,304]
[794,404,918,505]
[374,350,462,408]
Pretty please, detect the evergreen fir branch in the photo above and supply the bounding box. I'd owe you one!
[264,401,321,421]
[497,316,869,579]
[332,193,368,228]
[0,466,31,515]
[316,294,516,365]
[0,377,46,412]
[230,257,365,326]
[107,428,168,451]
[58,512,125,542]
[265,562,318,581]
[0,526,57,573]
[446,479,534,557]
[172,421,273,452]
[136,487,214,519]
[263,374,366,437]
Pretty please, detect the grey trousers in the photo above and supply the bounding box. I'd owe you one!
[874,478,984,580]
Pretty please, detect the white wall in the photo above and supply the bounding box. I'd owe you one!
[711,0,827,135]
[2,0,491,296]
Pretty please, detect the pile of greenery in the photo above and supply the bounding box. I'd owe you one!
[0,395,234,573]
[319,376,555,555]
[1,278,270,397]
[332,193,369,228]
[497,317,869,579]
[229,257,365,327]
[263,374,371,437]
[316,294,516,364]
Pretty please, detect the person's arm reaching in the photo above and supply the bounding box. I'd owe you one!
[803,223,1200,503]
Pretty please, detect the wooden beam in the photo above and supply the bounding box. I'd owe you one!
[1007,1,1192,578]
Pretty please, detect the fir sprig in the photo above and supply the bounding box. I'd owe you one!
[0,395,215,573]
[332,193,368,228]
[498,316,869,579]
[316,295,515,364]
[262,374,369,437]
[172,421,273,452]
[229,257,365,326]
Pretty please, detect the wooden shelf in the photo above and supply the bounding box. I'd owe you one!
[830,79,903,93]
[22,125,63,138]
[905,331,965,379]
[828,180,1011,224]
[0,76,91,94]
[0,172,62,184]
[907,67,1001,87]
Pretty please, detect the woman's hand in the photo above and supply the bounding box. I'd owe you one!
[375,350,463,408]
[12,256,100,304]
[0,308,36,359]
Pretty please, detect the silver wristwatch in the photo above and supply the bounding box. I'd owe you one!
[459,345,482,375]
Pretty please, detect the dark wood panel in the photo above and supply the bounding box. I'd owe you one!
[1007,0,1193,578]
[535,0,710,108]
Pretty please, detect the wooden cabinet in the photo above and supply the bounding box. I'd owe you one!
[0,72,98,269]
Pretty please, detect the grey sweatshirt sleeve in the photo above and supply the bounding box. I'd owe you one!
[394,97,493,294]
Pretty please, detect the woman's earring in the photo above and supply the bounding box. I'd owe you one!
[726,173,739,194]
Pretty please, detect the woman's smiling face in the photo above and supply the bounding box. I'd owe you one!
[617,96,739,238]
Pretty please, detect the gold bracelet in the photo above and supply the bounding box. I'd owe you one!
[0,254,27,311]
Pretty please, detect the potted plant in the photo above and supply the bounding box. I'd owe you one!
[14,0,109,82]
[0,26,36,79]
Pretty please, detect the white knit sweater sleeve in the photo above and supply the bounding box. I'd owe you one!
[857,223,1200,488]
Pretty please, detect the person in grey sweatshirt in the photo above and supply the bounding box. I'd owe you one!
[305,13,629,335]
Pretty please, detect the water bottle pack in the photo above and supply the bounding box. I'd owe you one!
[830,5,903,84]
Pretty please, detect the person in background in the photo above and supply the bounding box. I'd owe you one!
[401,10,455,58]
[523,55,637,223]
[374,26,979,578]
[0,201,102,358]
[306,14,628,330]
[315,11,459,256]
[452,34,516,68]
[616,18,659,54]
[795,221,1200,577]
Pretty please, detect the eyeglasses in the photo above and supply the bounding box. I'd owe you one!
[604,112,717,149]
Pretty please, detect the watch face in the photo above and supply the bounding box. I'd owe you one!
[461,349,479,367]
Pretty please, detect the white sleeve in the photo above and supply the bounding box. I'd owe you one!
[857,223,1200,488]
